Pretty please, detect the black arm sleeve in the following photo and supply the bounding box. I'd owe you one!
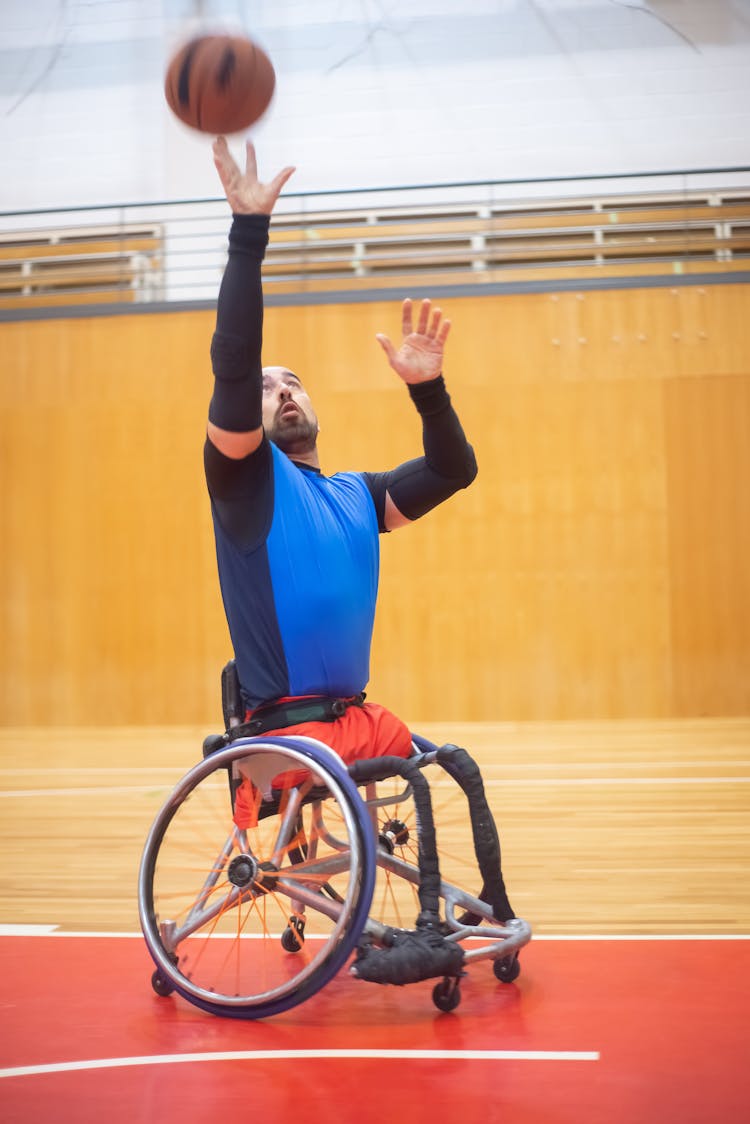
[207,213,270,433]
[362,376,478,532]
[205,213,274,552]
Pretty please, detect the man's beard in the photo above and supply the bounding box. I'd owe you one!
[267,414,318,455]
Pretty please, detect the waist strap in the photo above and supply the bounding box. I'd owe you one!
[230,692,366,740]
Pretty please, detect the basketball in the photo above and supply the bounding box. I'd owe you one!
[164,34,275,134]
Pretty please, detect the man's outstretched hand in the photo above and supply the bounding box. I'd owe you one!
[376,298,451,385]
[213,136,295,215]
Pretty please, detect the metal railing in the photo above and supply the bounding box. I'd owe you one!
[1,165,749,315]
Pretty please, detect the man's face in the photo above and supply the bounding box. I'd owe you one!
[261,367,319,456]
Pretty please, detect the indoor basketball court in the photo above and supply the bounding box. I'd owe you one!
[1,2,749,1121]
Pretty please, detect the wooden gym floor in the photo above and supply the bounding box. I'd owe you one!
[0,719,748,1122]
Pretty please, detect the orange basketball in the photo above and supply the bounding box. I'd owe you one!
[164,34,275,134]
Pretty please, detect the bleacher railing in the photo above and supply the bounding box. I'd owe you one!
[1,166,749,315]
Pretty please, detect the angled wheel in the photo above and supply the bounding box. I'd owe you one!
[493,953,521,983]
[280,915,305,952]
[139,736,376,1019]
[432,976,461,1012]
[151,969,175,997]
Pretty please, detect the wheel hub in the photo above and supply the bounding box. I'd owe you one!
[379,818,410,853]
[227,853,279,894]
[227,853,258,888]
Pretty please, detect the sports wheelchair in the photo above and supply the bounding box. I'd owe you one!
[138,662,531,1019]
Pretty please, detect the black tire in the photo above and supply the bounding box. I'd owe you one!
[432,977,461,1013]
[281,918,305,953]
[493,953,521,983]
[151,970,175,997]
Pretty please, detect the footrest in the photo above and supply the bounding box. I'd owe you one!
[351,926,465,986]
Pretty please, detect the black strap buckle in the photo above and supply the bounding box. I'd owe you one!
[229,692,365,741]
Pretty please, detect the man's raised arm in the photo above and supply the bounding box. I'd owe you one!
[373,298,478,531]
[206,137,294,462]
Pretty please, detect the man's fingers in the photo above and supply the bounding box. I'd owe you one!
[401,298,414,339]
[212,135,228,172]
[376,333,397,364]
[213,136,239,188]
[437,318,451,345]
[244,140,258,180]
[415,298,431,336]
[269,165,296,197]
[428,308,443,339]
[213,136,235,170]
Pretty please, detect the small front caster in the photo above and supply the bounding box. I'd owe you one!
[151,969,175,997]
[432,976,461,1012]
[281,915,306,952]
[493,953,521,983]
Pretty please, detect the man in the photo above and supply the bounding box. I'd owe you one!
[205,137,478,776]
[202,141,524,976]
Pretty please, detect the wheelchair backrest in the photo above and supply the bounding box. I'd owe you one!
[221,659,244,730]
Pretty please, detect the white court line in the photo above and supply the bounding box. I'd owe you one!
[0,924,59,936]
[0,1048,600,1079]
[1,774,749,798]
[434,764,750,775]
[531,933,750,941]
[0,785,174,798]
[1,926,748,940]
[3,760,746,776]
[0,767,185,775]
[481,777,750,786]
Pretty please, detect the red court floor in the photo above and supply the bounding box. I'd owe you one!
[0,934,747,1123]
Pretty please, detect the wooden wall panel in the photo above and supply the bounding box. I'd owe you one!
[1,282,748,726]
[0,311,230,726]
[664,373,750,715]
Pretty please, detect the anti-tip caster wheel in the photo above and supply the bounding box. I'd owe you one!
[151,969,175,997]
[280,916,306,953]
[432,976,461,1013]
[493,953,521,983]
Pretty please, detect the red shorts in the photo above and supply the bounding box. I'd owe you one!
[233,701,412,829]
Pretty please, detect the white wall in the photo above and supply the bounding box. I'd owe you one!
[1,0,750,213]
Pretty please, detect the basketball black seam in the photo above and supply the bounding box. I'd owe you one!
[216,47,236,92]
[177,40,200,110]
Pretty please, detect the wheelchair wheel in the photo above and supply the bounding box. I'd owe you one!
[138,736,376,1019]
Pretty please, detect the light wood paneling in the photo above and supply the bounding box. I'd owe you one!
[0,311,228,724]
[664,373,750,714]
[1,282,749,725]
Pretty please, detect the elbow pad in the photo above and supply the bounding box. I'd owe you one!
[208,331,262,432]
[408,376,477,482]
[207,214,270,433]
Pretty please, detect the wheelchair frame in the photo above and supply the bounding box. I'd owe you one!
[138,726,532,1019]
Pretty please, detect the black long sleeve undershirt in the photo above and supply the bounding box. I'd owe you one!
[207,213,269,433]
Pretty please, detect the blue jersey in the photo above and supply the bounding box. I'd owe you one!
[211,443,380,708]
